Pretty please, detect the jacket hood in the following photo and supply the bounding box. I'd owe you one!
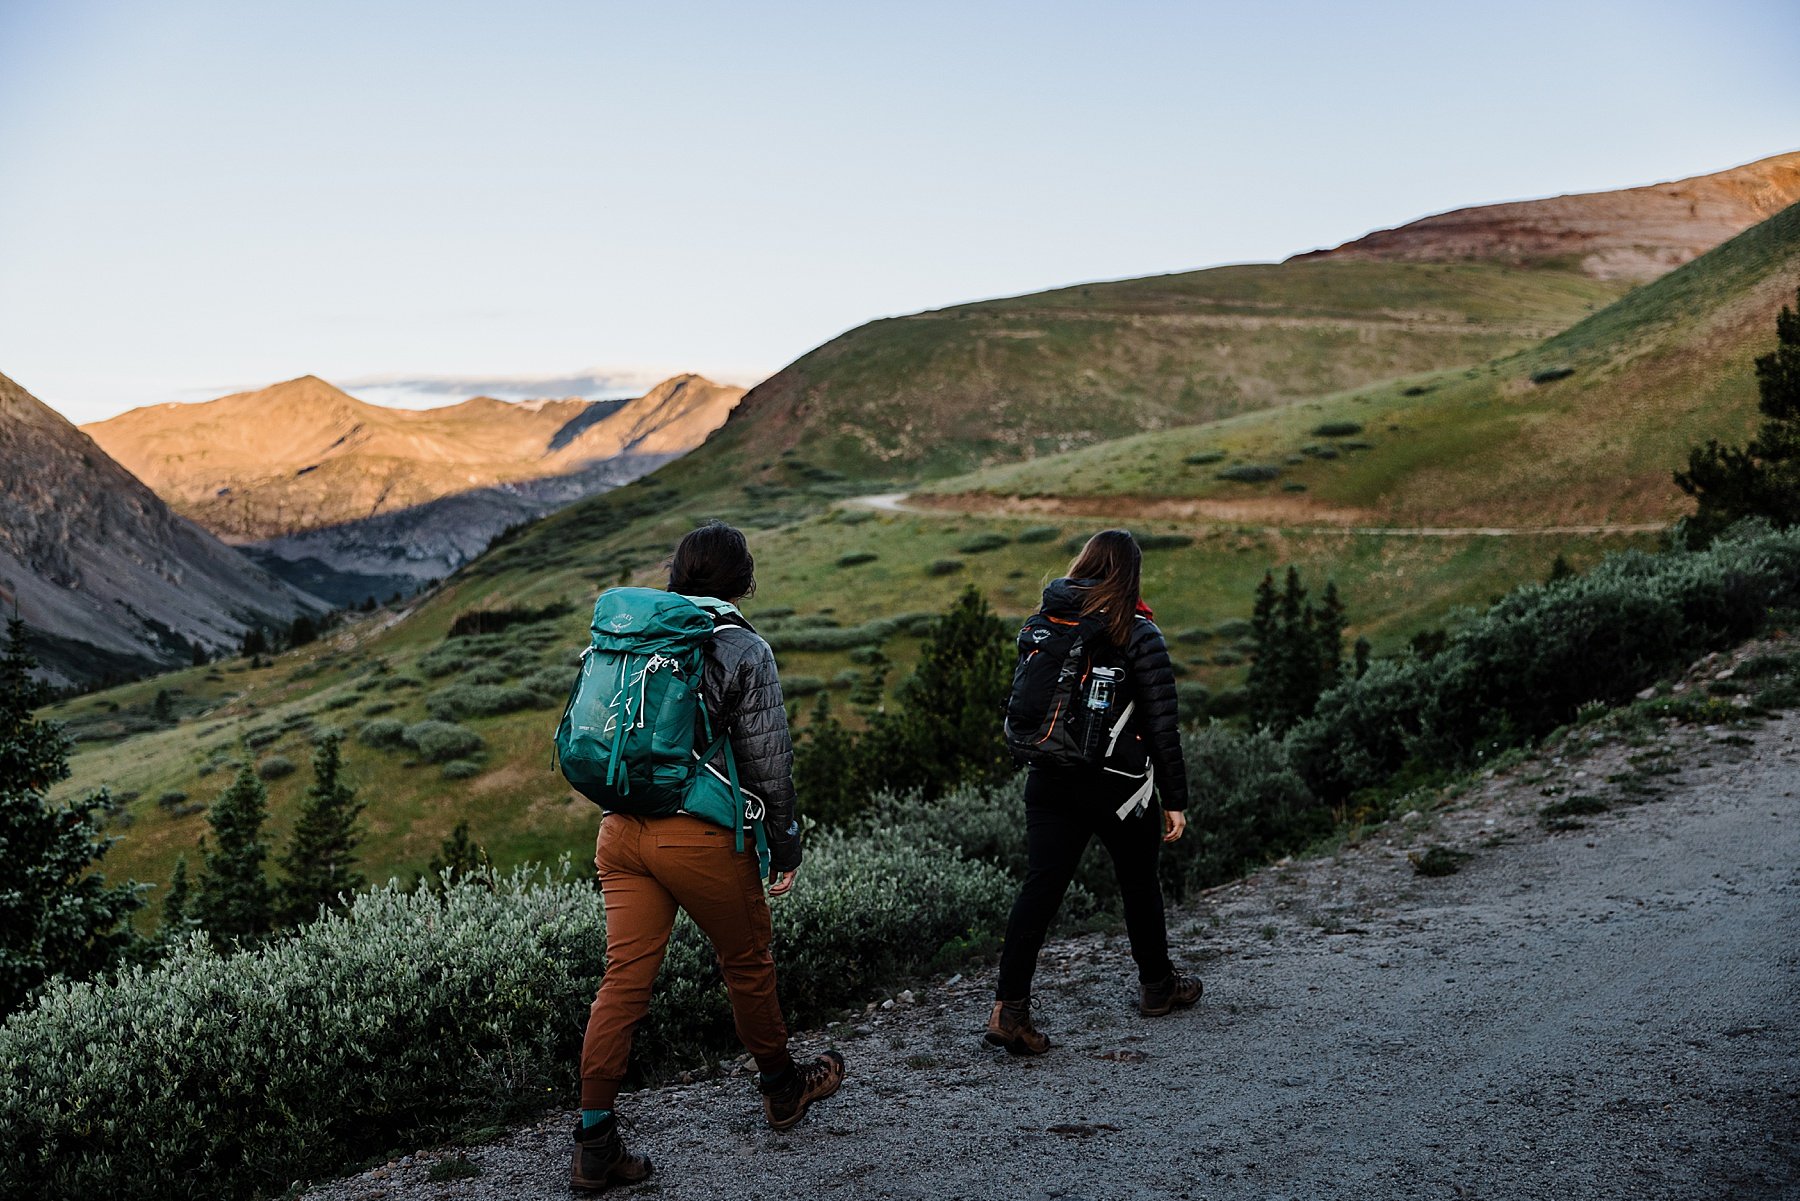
[1041,577,1091,618]
[1040,577,1155,622]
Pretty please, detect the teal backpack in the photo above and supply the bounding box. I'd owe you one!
[553,588,767,870]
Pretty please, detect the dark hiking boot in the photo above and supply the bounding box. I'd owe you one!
[570,1114,652,1193]
[1139,971,1203,1017]
[760,1051,846,1130]
[985,998,1051,1055]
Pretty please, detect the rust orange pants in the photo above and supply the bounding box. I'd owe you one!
[579,812,793,1109]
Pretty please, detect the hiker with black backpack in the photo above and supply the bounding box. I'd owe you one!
[989,529,1201,1054]
[553,521,845,1191]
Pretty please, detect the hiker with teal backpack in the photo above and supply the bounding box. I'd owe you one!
[554,521,845,1192]
[989,529,1201,1055]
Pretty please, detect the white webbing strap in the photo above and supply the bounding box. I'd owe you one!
[1113,771,1155,820]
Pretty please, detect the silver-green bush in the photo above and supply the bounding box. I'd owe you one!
[402,720,484,763]
[0,834,1010,1201]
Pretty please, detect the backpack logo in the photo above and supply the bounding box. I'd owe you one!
[1028,627,1052,643]
[607,613,634,631]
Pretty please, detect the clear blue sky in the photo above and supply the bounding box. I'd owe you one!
[2,0,1795,422]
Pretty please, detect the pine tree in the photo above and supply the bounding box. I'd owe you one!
[0,618,143,1014]
[882,586,1014,796]
[1676,288,1800,542]
[190,640,210,667]
[1313,580,1348,689]
[1244,571,1280,726]
[160,855,199,941]
[275,733,366,926]
[240,627,268,657]
[1353,636,1373,680]
[1244,568,1352,734]
[424,821,491,890]
[790,692,863,828]
[192,762,275,946]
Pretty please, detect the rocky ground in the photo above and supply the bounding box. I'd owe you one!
[306,648,1800,1201]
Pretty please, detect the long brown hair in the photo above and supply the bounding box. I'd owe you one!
[1066,529,1142,646]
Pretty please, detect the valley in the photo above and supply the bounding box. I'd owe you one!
[34,153,1800,910]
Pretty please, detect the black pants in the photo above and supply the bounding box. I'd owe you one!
[995,766,1173,1001]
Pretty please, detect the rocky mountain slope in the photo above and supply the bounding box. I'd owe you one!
[85,373,743,540]
[84,374,744,604]
[1295,150,1800,280]
[0,372,323,687]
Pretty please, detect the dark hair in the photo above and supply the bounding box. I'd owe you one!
[1066,529,1142,646]
[667,521,756,601]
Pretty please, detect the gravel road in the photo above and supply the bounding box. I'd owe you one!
[309,700,1799,1201]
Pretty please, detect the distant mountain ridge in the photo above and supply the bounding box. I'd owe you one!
[1294,151,1800,280]
[0,372,323,686]
[84,373,743,541]
[82,373,744,604]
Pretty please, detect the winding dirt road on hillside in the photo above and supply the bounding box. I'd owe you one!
[309,654,1798,1201]
[848,492,1668,539]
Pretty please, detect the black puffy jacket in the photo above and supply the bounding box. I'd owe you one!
[1038,578,1189,811]
[701,612,802,872]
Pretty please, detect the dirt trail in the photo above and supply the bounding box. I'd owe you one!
[308,705,1799,1201]
[848,492,1668,539]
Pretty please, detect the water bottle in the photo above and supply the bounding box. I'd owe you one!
[1081,667,1120,760]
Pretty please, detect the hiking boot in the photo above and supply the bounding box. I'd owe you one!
[760,1051,846,1130]
[985,998,1051,1055]
[570,1114,653,1193]
[1139,971,1203,1017]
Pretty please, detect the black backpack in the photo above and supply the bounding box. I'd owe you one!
[1003,609,1134,769]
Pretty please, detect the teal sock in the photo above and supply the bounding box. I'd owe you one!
[581,1109,612,1129]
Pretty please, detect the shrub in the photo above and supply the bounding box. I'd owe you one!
[362,701,396,717]
[1311,421,1364,437]
[446,602,572,639]
[256,756,295,781]
[402,721,484,764]
[1015,525,1060,544]
[1283,483,1308,492]
[956,533,1011,554]
[244,727,282,749]
[1182,451,1227,465]
[155,791,188,810]
[782,675,827,697]
[424,684,545,722]
[1137,533,1194,551]
[835,551,879,568]
[460,664,510,685]
[1216,465,1280,483]
[0,847,1010,1201]
[440,759,483,781]
[1530,366,1575,385]
[927,558,966,577]
[1288,523,1800,802]
[357,719,407,749]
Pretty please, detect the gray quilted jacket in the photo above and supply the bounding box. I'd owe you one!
[701,613,802,873]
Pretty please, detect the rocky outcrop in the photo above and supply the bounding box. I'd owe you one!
[1294,151,1800,279]
[0,372,324,686]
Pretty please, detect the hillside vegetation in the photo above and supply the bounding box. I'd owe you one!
[43,168,1800,902]
[928,199,1800,527]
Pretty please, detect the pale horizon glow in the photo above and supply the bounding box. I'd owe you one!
[2,1,1796,424]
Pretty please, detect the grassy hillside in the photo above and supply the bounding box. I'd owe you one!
[701,260,1627,479]
[928,201,1800,526]
[53,198,1800,913]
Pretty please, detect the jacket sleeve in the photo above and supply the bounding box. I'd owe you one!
[1126,619,1189,811]
[715,630,802,873]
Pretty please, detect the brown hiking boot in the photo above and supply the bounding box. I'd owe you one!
[570,1114,652,1193]
[760,1051,846,1130]
[985,998,1051,1055]
[1139,971,1203,1017]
